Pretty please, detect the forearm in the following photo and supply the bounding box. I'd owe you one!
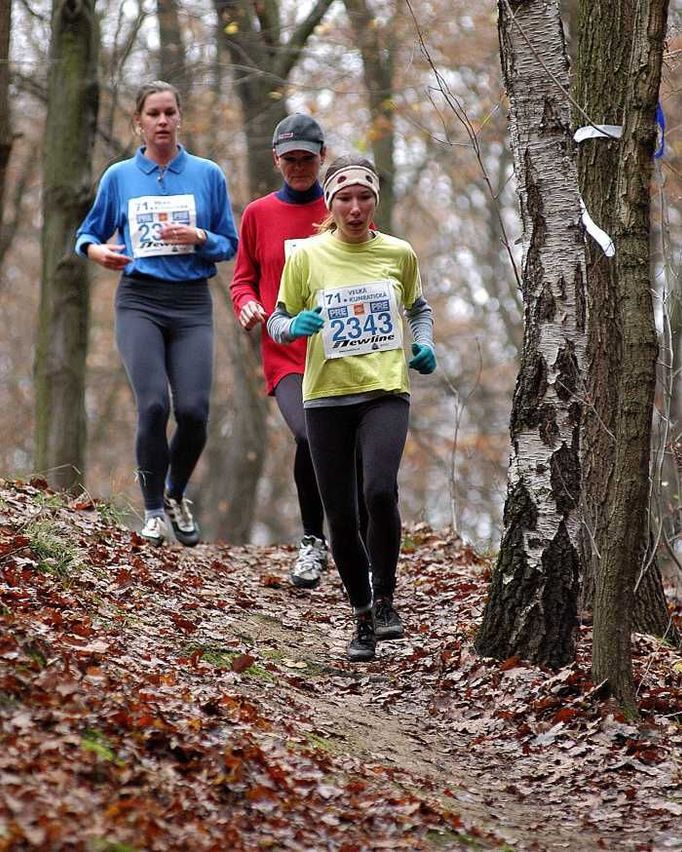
[267,305,297,344]
[75,233,101,258]
[198,230,238,262]
[229,270,260,316]
[406,297,435,350]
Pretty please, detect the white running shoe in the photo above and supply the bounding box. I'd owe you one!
[140,516,168,547]
[164,493,200,547]
[290,535,327,588]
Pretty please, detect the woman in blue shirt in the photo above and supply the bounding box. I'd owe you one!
[76,80,238,547]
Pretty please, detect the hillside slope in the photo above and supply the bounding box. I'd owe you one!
[1,479,681,851]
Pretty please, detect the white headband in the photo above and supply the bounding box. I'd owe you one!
[323,166,380,208]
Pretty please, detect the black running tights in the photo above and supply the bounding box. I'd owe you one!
[305,396,409,609]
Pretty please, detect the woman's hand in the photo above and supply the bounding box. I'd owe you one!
[290,307,324,339]
[239,300,267,330]
[86,243,132,271]
[159,224,206,246]
[408,342,436,374]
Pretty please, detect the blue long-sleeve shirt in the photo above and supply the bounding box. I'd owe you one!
[75,146,238,281]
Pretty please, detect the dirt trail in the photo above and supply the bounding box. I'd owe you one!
[232,610,640,852]
[149,537,681,851]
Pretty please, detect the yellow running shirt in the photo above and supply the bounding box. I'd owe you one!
[277,231,423,403]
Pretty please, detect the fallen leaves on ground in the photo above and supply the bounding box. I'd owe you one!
[0,479,681,851]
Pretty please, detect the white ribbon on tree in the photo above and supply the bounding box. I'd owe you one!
[579,199,615,257]
[574,124,622,144]
[574,124,623,258]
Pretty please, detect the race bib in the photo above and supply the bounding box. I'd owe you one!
[129,194,197,258]
[319,279,402,359]
[283,237,309,260]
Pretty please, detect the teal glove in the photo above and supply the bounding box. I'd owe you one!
[409,342,436,374]
[290,306,324,339]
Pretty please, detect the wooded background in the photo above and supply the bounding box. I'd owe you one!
[0,0,680,561]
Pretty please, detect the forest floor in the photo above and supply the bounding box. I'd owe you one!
[0,478,681,851]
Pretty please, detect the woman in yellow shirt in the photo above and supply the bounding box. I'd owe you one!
[268,155,436,662]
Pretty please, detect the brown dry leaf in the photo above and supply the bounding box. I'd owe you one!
[231,653,256,673]
[280,658,307,669]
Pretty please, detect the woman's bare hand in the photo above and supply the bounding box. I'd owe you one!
[239,300,267,330]
[159,223,204,246]
[86,243,133,270]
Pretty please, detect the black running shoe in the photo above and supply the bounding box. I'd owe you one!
[347,612,376,662]
[164,493,200,547]
[373,598,404,640]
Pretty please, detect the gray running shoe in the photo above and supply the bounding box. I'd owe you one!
[290,535,327,588]
[140,516,168,547]
[164,493,200,547]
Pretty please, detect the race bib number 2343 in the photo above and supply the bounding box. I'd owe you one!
[319,279,402,359]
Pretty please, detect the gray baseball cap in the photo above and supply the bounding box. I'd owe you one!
[272,114,325,155]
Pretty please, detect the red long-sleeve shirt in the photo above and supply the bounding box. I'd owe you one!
[230,192,328,394]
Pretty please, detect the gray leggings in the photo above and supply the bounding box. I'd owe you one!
[274,373,325,539]
[115,275,213,511]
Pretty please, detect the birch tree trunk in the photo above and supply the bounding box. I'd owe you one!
[475,0,587,668]
[34,0,99,492]
[591,0,669,712]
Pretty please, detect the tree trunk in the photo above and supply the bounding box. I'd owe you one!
[201,283,268,543]
[210,0,334,540]
[0,145,37,269]
[574,0,677,655]
[0,0,21,268]
[591,0,670,713]
[633,548,677,640]
[156,0,193,150]
[665,266,682,560]
[343,0,395,233]
[34,0,99,492]
[214,0,335,198]
[216,326,268,543]
[670,275,682,428]
[561,0,579,64]
[214,0,287,196]
[0,0,11,227]
[573,1,631,617]
[475,0,586,669]
[483,145,522,352]
[157,0,188,93]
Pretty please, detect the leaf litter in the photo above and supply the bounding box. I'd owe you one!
[0,479,681,850]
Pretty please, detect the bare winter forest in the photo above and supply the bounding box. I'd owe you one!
[1,1,679,554]
[0,2,556,546]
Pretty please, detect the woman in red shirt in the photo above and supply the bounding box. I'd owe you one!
[230,115,331,588]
